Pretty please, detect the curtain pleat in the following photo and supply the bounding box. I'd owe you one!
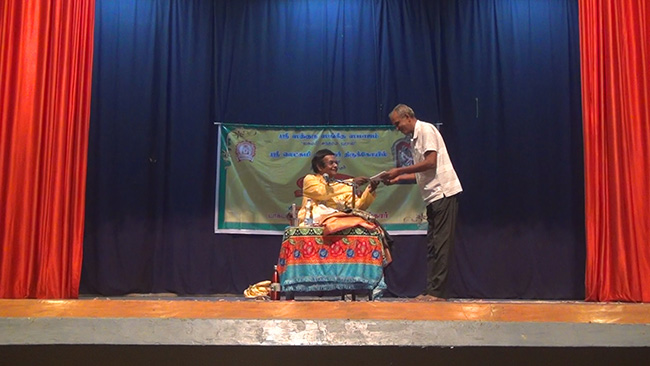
[0,0,95,298]
[579,0,650,302]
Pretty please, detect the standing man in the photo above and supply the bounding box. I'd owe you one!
[382,104,463,302]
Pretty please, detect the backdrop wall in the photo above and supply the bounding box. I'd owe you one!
[82,0,584,298]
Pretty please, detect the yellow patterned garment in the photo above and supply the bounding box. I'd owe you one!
[297,174,376,224]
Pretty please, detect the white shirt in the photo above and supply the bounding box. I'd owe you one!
[411,120,463,204]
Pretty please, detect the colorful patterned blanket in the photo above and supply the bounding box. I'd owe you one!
[277,226,388,296]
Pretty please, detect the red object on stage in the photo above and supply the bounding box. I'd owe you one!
[270,265,281,300]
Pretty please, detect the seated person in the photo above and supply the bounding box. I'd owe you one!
[297,149,380,226]
[292,149,393,299]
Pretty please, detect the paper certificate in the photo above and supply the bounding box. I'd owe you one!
[370,171,387,181]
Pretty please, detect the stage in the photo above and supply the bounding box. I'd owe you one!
[2,296,650,365]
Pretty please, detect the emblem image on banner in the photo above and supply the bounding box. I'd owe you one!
[391,137,413,168]
[236,140,256,162]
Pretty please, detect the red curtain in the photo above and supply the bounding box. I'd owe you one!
[0,0,95,298]
[579,0,650,302]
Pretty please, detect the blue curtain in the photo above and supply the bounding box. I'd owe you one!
[83,0,584,299]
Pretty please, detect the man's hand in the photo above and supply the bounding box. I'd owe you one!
[382,170,416,186]
[369,179,380,192]
[383,177,400,186]
[352,176,369,186]
[381,168,400,181]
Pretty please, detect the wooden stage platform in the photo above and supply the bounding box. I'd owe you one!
[2,296,650,365]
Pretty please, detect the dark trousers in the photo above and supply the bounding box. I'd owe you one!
[424,194,459,298]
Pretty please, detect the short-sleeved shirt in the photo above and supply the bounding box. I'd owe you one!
[411,120,463,204]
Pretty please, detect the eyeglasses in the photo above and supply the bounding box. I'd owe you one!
[325,160,340,166]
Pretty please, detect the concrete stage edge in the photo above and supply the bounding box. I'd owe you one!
[2,297,650,365]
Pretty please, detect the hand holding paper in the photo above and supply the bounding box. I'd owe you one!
[369,171,387,182]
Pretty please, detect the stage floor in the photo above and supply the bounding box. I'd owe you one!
[2,295,650,348]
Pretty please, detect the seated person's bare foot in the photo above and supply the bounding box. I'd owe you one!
[413,294,446,302]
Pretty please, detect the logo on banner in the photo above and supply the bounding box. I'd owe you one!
[391,137,413,167]
[235,141,256,162]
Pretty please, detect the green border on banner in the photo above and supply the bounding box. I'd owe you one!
[218,221,425,232]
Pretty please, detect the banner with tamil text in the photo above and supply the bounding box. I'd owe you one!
[215,123,427,234]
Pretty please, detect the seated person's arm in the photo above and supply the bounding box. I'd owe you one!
[356,180,379,210]
[302,174,329,199]
[297,174,331,222]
